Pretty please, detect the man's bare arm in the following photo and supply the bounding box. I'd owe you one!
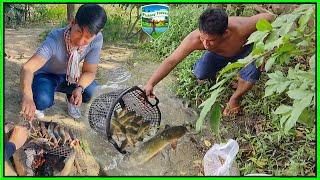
[238,12,276,37]
[78,62,98,88]
[21,55,47,97]
[146,31,202,88]
[69,62,98,106]
[20,54,46,120]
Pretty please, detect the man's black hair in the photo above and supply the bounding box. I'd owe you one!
[75,4,107,35]
[199,8,228,36]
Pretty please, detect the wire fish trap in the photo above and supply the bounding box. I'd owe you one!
[88,86,162,154]
[46,146,74,158]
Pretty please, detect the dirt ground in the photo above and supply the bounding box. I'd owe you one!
[4,27,208,176]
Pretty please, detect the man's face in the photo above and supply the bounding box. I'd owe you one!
[199,31,223,50]
[70,23,96,47]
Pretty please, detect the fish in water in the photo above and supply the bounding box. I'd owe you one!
[125,122,140,132]
[118,111,136,125]
[125,126,187,165]
[135,121,151,141]
[114,108,128,119]
[111,118,126,136]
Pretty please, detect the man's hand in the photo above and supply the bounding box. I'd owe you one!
[70,87,83,107]
[143,83,155,98]
[9,126,29,150]
[21,95,36,121]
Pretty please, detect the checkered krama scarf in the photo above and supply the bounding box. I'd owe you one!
[64,25,87,84]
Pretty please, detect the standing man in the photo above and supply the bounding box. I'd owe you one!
[144,8,275,116]
[20,4,107,120]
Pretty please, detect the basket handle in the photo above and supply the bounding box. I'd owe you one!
[108,135,127,154]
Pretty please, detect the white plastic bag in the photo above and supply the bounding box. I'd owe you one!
[203,139,240,176]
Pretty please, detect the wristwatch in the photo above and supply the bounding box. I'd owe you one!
[76,84,84,94]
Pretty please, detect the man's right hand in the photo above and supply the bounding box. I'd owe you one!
[21,95,36,121]
[143,83,155,98]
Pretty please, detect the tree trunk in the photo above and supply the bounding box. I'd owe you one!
[67,4,75,22]
[24,4,27,22]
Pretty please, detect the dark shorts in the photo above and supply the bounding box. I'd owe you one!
[193,44,261,83]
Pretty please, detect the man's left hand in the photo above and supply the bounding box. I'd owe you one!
[70,87,83,107]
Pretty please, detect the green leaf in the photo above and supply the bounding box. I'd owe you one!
[209,103,222,135]
[252,41,265,55]
[278,53,291,65]
[265,30,279,43]
[278,22,294,36]
[284,94,313,133]
[196,87,224,132]
[293,4,313,14]
[264,84,277,97]
[268,71,285,80]
[209,78,227,91]
[298,8,313,30]
[265,55,277,72]
[246,31,269,45]
[276,43,296,53]
[276,81,291,94]
[218,62,244,79]
[255,56,264,67]
[287,88,310,100]
[256,19,273,32]
[297,108,315,128]
[309,54,315,71]
[280,113,290,128]
[264,36,283,51]
[272,15,287,28]
[274,105,292,115]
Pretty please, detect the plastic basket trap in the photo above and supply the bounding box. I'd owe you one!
[88,86,161,152]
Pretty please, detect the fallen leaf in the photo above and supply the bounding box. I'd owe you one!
[204,140,211,147]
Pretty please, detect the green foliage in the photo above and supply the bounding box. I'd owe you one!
[209,103,222,142]
[102,4,142,43]
[103,13,127,43]
[256,19,273,31]
[195,71,235,132]
[171,51,212,106]
[33,4,67,22]
[236,120,315,175]
[256,5,314,133]
[268,58,315,133]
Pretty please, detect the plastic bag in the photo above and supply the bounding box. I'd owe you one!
[203,139,240,176]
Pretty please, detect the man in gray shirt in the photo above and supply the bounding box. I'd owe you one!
[20,4,107,120]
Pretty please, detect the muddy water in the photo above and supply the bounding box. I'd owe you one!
[84,57,204,176]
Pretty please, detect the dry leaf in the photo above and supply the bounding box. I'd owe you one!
[204,140,211,147]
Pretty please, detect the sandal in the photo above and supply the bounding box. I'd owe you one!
[223,103,241,117]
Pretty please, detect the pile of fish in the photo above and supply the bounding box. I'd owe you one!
[111,108,153,151]
[29,121,79,148]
